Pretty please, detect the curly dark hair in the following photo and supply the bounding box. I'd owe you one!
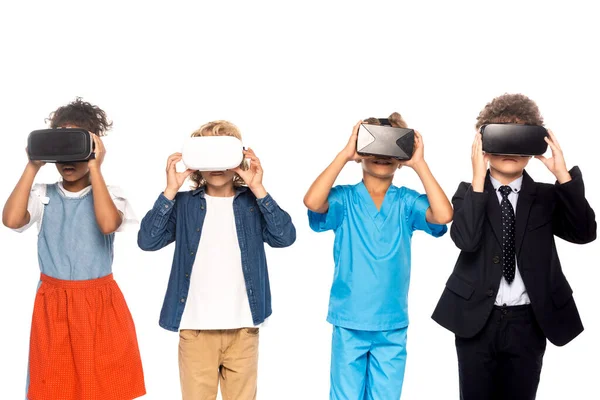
[46,97,112,136]
[476,93,544,129]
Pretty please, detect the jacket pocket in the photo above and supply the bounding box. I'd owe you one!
[527,216,553,231]
[445,274,475,300]
[551,282,573,308]
[527,205,554,231]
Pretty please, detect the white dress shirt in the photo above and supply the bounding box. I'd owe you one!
[489,175,531,306]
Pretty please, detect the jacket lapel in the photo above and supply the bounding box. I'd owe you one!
[485,174,503,245]
[515,170,536,256]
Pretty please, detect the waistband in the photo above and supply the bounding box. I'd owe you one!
[492,304,533,316]
[40,273,114,288]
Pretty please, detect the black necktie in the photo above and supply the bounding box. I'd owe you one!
[499,185,516,283]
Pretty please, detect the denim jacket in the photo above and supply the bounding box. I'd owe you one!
[138,186,296,331]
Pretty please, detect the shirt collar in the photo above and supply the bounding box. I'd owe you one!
[191,185,249,198]
[489,174,523,194]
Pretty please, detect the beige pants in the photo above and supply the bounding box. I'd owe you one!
[178,328,259,400]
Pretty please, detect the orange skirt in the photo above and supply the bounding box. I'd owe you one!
[27,273,146,400]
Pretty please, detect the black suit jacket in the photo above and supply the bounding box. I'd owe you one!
[432,167,596,346]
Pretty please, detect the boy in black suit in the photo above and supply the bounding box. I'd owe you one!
[432,93,596,400]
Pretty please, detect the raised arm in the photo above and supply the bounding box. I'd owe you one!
[2,155,44,229]
[304,121,363,213]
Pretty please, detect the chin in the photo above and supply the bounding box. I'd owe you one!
[491,163,527,176]
[365,168,396,179]
[59,173,86,182]
[205,177,234,187]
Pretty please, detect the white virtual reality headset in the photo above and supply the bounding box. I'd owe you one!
[182,136,247,171]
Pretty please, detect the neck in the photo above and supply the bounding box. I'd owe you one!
[205,183,236,197]
[362,172,393,194]
[62,174,91,192]
[489,167,523,185]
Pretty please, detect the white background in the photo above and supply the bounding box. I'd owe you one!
[1,1,599,399]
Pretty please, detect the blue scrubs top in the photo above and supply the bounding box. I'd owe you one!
[308,182,447,331]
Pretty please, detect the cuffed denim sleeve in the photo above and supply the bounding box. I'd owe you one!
[256,193,296,248]
[137,193,178,251]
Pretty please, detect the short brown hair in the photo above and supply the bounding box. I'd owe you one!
[476,93,544,129]
[189,120,246,189]
[46,97,112,136]
[363,112,408,128]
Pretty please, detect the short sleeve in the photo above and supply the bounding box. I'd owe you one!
[13,183,47,233]
[307,186,346,232]
[408,191,447,237]
[107,185,139,232]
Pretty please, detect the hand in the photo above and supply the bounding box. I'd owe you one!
[471,133,489,192]
[471,133,489,178]
[339,121,368,162]
[25,147,45,169]
[164,153,194,200]
[231,148,266,196]
[399,131,426,170]
[87,133,105,170]
[535,130,571,183]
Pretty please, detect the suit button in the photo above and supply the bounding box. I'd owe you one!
[487,289,494,297]
[492,256,500,264]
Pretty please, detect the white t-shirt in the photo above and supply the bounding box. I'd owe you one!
[179,194,257,330]
[15,182,137,233]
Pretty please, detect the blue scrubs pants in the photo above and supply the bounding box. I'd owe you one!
[330,326,408,400]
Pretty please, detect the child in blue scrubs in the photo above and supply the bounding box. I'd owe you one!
[304,113,453,399]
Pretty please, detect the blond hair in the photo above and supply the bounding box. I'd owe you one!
[363,112,408,128]
[189,120,246,189]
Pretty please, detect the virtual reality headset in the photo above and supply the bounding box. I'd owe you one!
[357,119,415,160]
[480,124,548,156]
[27,128,95,163]
[182,136,247,171]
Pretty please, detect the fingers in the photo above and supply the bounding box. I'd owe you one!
[166,153,182,171]
[544,136,559,154]
[167,153,182,163]
[547,129,561,150]
[413,131,423,150]
[243,148,262,168]
[349,121,362,142]
[181,169,194,179]
[243,148,259,161]
[94,134,104,150]
[352,120,362,135]
[472,133,479,154]
[535,155,547,163]
[472,133,482,158]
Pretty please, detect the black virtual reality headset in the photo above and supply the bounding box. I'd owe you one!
[357,119,415,160]
[480,124,548,156]
[27,128,95,163]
